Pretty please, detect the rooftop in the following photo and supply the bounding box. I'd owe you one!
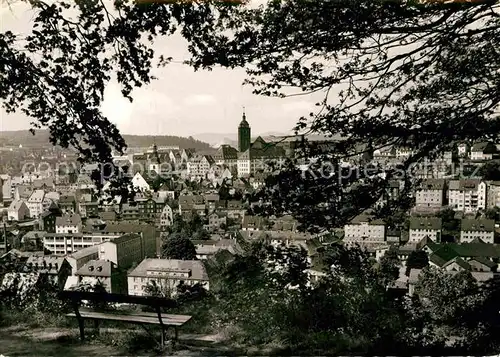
[69,245,99,260]
[76,259,114,277]
[461,219,495,232]
[409,217,442,230]
[418,179,445,191]
[28,189,45,202]
[128,258,209,281]
[56,214,82,227]
[448,179,482,191]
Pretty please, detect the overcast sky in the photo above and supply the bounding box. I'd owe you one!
[0,0,319,137]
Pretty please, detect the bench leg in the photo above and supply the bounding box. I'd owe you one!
[94,320,100,336]
[160,327,165,347]
[78,318,85,342]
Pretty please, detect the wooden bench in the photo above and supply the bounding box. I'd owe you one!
[59,290,192,347]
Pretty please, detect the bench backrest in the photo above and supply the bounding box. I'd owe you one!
[59,290,177,308]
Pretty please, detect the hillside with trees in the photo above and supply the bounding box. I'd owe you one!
[0,130,211,151]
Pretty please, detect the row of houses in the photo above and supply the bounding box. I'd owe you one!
[344,214,497,245]
[373,141,500,163]
[413,179,500,213]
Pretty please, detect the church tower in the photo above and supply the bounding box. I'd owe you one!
[152,142,160,164]
[238,108,251,152]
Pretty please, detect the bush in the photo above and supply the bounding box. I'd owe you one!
[0,272,71,326]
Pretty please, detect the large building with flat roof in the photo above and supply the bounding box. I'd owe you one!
[127,258,209,297]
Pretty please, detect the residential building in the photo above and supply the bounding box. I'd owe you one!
[131,172,151,192]
[27,189,45,218]
[39,204,62,233]
[408,217,442,243]
[415,179,445,210]
[136,196,166,220]
[206,212,227,230]
[7,200,29,221]
[395,146,414,160]
[120,204,140,220]
[178,194,204,215]
[460,219,495,244]
[193,239,240,260]
[343,213,386,245]
[457,142,469,158]
[486,181,500,209]
[448,180,487,213]
[159,204,174,230]
[265,231,312,249]
[427,245,497,273]
[21,231,46,251]
[204,194,220,212]
[76,174,96,190]
[58,194,77,214]
[71,259,127,294]
[77,193,98,218]
[226,200,246,219]
[385,180,401,202]
[24,255,72,290]
[55,214,82,234]
[242,215,265,231]
[127,258,209,296]
[470,142,498,161]
[187,155,215,179]
[14,185,33,201]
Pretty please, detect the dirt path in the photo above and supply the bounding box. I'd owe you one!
[0,325,225,356]
[0,326,125,356]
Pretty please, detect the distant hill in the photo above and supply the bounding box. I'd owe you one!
[0,130,211,151]
[122,134,210,150]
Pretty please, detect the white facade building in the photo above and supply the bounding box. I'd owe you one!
[343,214,386,245]
[460,219,495,244]
[159,204,173,229]
[7,200,30,221]
[131,172,151,192]
[486,181,500,209]
[415,179,445,209]
[187,155,214,179]
[55,214,82,234]
[408,217,442,243]
[27,189,45,218]
[127,258,209,297]
[448,180,487,213]
[44,232,122,256]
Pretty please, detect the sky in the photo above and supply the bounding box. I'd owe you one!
[0,0,319,137]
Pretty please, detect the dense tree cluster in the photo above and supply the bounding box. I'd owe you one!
[161,232,197,260]
[184,240,500,354]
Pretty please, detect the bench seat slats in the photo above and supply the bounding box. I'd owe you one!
[79,308,192,321]
[66,312,191,326]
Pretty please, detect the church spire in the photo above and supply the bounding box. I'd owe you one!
[238,106,251,152]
